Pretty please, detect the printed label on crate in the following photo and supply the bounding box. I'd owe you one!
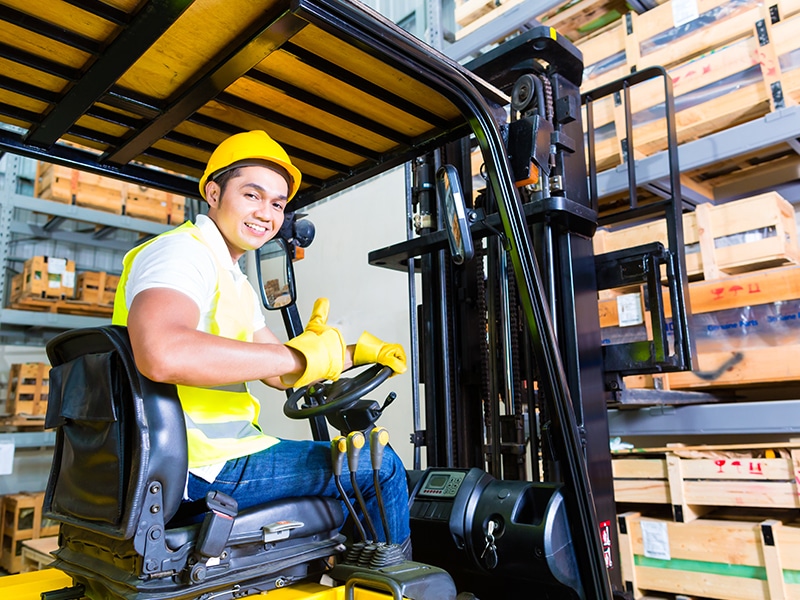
[671,0,700,27]
[641,520,671,560]
[48,257,67,274]
[0,440,14,475]
[63,271,75,288]
[617,293,644,327]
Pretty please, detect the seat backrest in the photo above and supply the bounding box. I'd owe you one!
[44,325,188,540]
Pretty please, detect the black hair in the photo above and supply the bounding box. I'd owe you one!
[209,167,242,199]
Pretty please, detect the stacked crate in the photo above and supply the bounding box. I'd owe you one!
[8,256,76,303]
[595,192,800,392]
[35,162,187,224]
[578,0,800,176]
[5,363,48,420]
[0,492,59,574]
[74,271,120,307]
[6,257,117,318]
[613,441,800,599]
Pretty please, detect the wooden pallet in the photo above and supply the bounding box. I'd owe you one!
[614,441,800,522]
[7,295,113,318]
[618,511,800,599]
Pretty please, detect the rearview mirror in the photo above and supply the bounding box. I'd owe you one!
[256,238,296,310]
[436,164,474,265]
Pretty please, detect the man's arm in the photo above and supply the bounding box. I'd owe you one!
[253,326,356,389]
[127,287,305,388]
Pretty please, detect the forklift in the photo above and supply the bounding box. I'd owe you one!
[0,1,695,598]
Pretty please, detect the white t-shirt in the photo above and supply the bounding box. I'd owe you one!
[124,214,266,333]
[123,214,268,486]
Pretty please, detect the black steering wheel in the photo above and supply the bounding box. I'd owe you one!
[283,364,392,419]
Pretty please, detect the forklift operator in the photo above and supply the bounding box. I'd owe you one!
[110,130,412,550]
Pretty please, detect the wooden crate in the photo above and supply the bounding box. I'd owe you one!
[618,511,800,599]
[0,492,59,574]
[599,263,800,329]
[614,442,800,522]
[9,256,76,303]
[581,0,800,172]
[19,536,58,573]
[595,193,800,281]
[75,271,119,306]
[35,162,124,214]
[600,264,800,390]
[6,363,48,418]
[124,185,186,224]
[35,161,186,223]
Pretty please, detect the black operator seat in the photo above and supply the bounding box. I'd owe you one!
[42,325,345,600]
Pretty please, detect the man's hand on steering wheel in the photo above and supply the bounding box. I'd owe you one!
[284,363,392,419]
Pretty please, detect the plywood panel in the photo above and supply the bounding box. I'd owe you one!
[224,78,397,154]
[291,26,461,121]
[3,0,120,41]
[0,21,88,70]
[254,51,437,137]
[117,0,285,100]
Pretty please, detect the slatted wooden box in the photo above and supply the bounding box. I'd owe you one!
[614,443,800,523]
[6,363,49,418]
[35,162,186,224]
[125,186,186,224]
[594,192,800,281]
[618,511,800,599]
[580,0,800,172]
[35,162,124,214]
[9,256,76,302]
[19,536,58,573]
[74,271,119,306]
[0,492,59,575]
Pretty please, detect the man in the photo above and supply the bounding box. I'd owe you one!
[112,130,410,548]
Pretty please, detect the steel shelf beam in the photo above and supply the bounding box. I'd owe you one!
[608,399,800,437]
[9,193,171,235]
[595,105,800,199]
[0,430,55,449]
[444,0,561,62]
[0,308,109,329]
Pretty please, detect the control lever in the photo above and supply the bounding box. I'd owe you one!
[370,426,392,544]
[347,430,379,541]
[332,436,367,542]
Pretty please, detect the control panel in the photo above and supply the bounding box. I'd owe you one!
[416,470,466,499]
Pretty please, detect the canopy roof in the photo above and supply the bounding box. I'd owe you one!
[0,0,507,208]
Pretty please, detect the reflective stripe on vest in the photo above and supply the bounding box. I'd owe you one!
[113,221,279,467]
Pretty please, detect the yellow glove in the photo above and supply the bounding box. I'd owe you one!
[304,298,335,336]
[354,331,407,375]
[282,327,346,388]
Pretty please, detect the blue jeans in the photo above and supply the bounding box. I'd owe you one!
[186,439,410,544]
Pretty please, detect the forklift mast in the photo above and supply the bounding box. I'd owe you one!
[370,26,618,598]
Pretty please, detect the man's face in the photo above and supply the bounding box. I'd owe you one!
[205,165,289,261]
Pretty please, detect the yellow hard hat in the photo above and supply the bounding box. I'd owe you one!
[199,130,302,201]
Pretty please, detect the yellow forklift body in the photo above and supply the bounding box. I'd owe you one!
[1,569,398,600]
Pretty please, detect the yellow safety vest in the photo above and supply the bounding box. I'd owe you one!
[113,221,279,468]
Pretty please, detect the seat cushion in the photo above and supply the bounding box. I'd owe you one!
[165,495,344,551]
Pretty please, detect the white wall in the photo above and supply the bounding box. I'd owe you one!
[252,167,420,466]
